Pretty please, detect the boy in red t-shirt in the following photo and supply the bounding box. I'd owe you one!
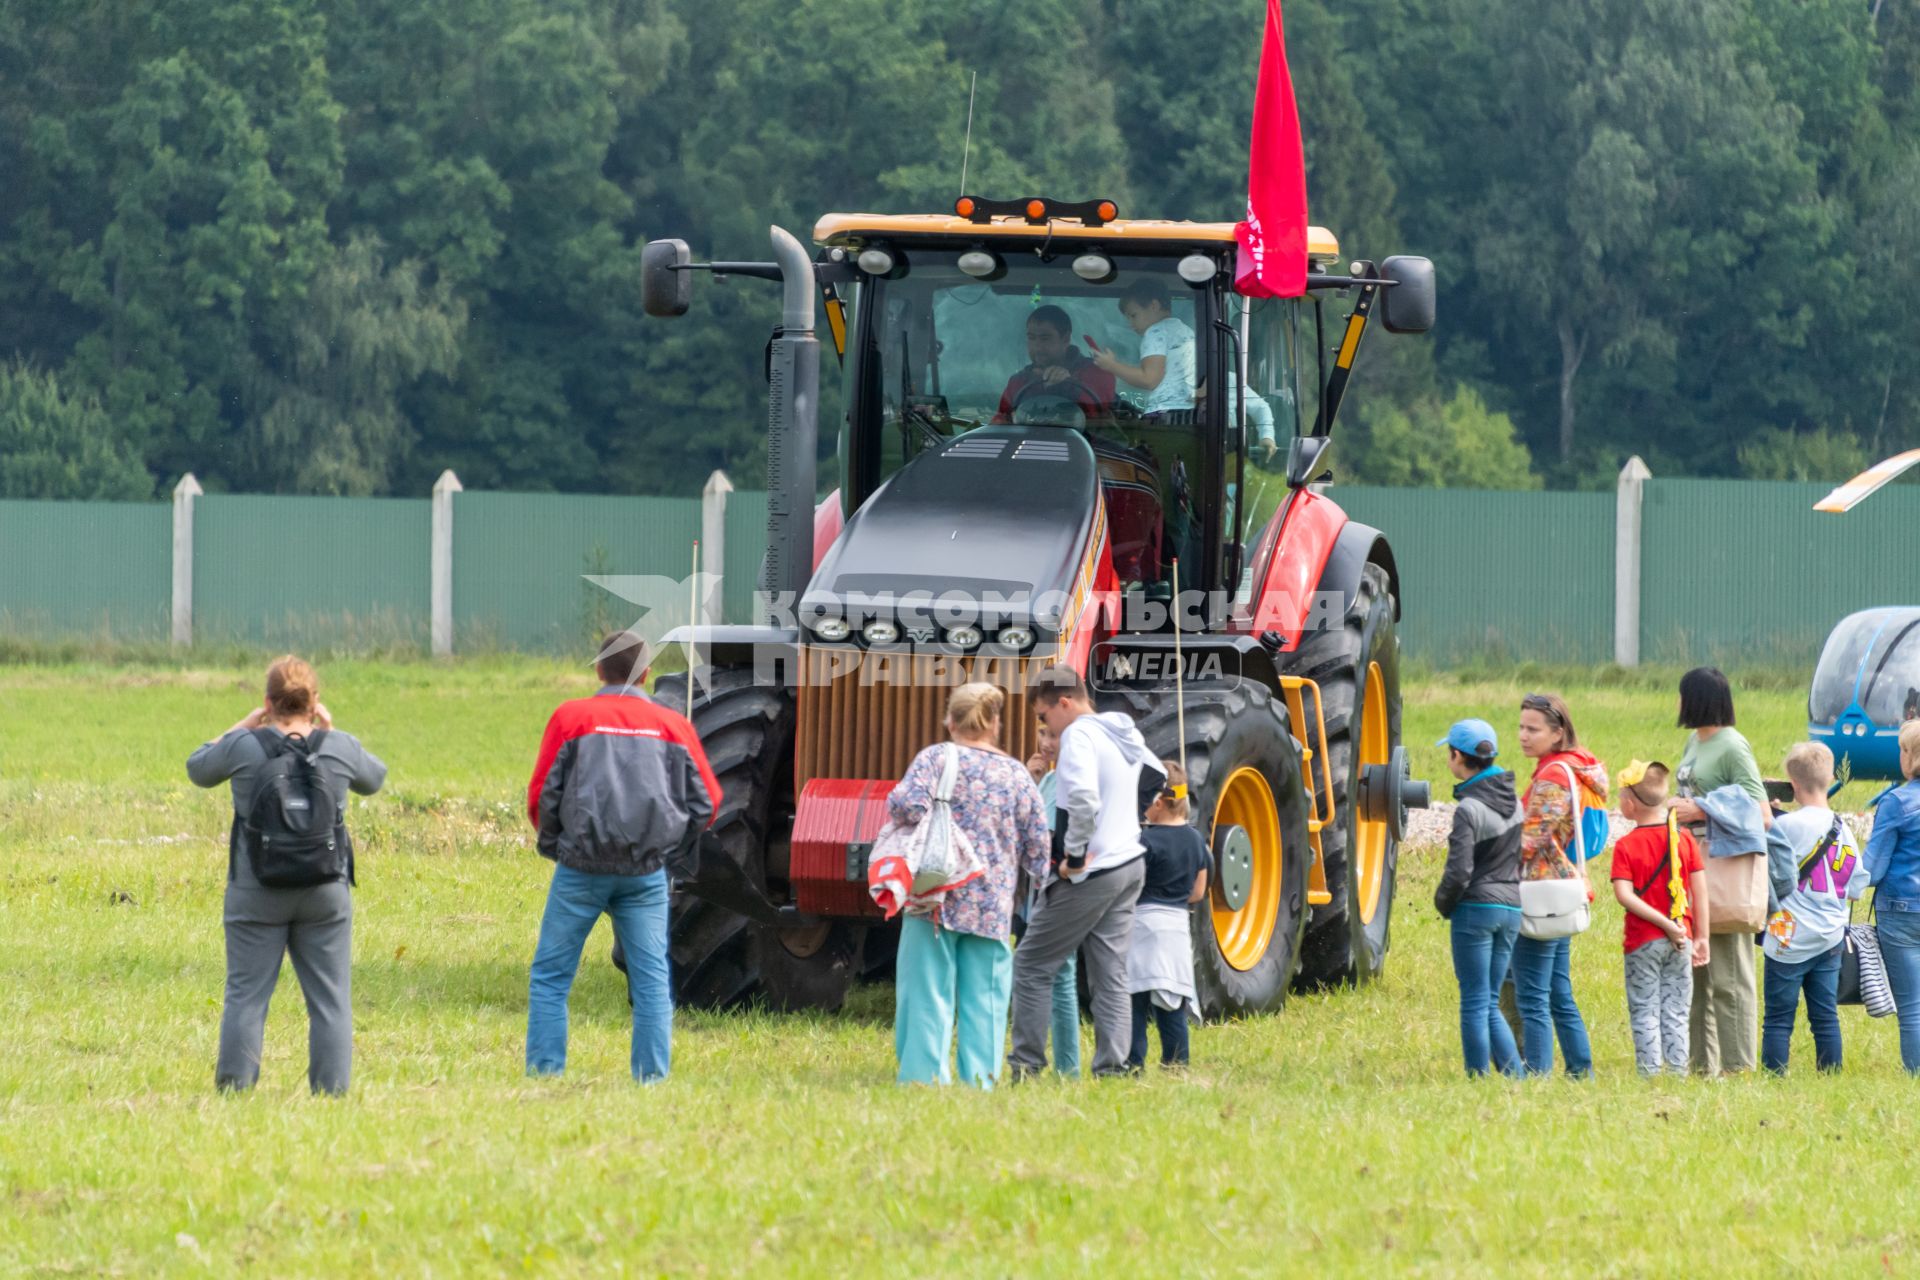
[1609,761,1710,1075]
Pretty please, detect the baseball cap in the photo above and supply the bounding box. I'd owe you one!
[1437,718,1499,759]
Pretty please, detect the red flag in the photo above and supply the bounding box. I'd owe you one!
[1233,0,1309,298]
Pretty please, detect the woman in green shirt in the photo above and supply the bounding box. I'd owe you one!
[1669,666,1768,1076]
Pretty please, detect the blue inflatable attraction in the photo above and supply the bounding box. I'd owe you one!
[1809,607,1920,783]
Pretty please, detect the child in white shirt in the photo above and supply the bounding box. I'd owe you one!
[1762,742,1868,1073]
[1091,278,1195,416]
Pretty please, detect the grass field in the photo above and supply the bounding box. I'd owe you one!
[5,659,1919,1277]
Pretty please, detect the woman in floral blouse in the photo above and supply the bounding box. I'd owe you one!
[889,682,1052,1087]
[1512,691,1609,1078]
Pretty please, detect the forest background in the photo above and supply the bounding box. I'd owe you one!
[2,0,1916,501]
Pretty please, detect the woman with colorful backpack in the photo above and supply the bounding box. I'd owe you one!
[1512,692,1609,1077]
[186,656,386,1095]
[884,682,1052,1088]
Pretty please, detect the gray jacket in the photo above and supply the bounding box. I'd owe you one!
[188,726,387,888]
[1435,768,1522,916]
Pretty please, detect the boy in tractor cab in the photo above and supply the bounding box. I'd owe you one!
[1089,278,1196,417]
[993,304,1116,424]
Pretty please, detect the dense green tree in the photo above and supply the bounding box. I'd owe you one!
[0,362,151,500]
[0,0,1913,493]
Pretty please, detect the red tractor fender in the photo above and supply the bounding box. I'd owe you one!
[1242,490,1398,651]
[814,491,844,571]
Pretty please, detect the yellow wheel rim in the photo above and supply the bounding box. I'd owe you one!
[1211,765,1283,971]
[1355,660,1391,925]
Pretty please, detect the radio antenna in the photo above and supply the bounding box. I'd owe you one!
[958,71,978,197]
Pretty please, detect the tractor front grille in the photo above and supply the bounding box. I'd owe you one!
[795,648,1043,787]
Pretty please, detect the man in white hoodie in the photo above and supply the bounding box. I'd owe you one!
[1008,666,1167,1078]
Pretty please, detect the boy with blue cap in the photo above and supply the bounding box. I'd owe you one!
[1434,718,1523,1075]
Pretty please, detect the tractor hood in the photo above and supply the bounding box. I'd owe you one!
[799,425,1099,646]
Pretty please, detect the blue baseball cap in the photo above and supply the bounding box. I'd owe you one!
[1437,718,1499,759]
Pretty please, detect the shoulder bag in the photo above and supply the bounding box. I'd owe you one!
[1520,761,1592,941]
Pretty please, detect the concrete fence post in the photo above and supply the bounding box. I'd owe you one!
[1614,456,1652,667]
[701,469,733,626]
[171,473,201,649]
[431,469,462,657]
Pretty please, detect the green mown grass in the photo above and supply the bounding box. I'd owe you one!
[3,660,1916,1277]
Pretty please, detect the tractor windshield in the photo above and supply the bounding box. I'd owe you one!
[846,252,1229,589]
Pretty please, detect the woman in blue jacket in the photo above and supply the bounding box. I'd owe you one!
[1867,720,1920,1072]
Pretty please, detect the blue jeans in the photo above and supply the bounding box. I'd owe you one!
[1877,908,1920,1073]
[1761,943,1843,1073]
[526,864,672,1082]
[1511,934,1592,1077]
[1049,956,1081,1077]
[1449,904,1522,1076]
[895,914,1013,1088]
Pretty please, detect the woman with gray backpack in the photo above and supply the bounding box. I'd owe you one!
[188,656,386,1095]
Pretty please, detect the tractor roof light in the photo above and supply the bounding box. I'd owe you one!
[954,196,977,219]
[1025,199,1048,222]
[1071,253,1116,283]
[957,250,1005,281]
[856,247,901,278]
[1176,253,1218,284]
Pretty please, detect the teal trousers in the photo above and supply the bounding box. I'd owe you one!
[894,914,1012,1088]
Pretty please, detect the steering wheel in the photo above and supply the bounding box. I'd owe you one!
[1011,393,1087,430]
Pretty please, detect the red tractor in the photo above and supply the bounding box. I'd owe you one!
[643,196,1432,1014]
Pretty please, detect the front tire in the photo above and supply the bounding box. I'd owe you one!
[1119,682,1313,1016]
[640,668,863,1012]
[1290,562,1403,988]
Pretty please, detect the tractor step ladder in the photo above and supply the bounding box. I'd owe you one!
[1280,676,1337,907]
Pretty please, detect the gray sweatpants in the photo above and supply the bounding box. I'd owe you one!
[217,882,353,1095]
[1624,939,1691,1075]
[1009,858,1145,1077]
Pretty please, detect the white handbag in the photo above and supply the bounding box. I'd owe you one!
[866,744,987,919]
[1520,761,1593,941]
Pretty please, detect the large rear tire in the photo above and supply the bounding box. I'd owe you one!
[1289,562,1403,988]
[639,668,864,1012]
[1116,682,1314,1017]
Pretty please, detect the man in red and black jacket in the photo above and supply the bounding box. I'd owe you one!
[524,631,720,1083]
[993,305,1116,424]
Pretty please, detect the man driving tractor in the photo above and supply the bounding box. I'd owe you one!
[993,304,1116,423]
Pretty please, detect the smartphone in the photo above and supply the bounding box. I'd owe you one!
[1083,335,1101,353]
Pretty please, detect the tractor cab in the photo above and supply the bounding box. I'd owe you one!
[814,198,1347,617]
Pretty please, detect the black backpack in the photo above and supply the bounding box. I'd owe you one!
[239,729,353,887]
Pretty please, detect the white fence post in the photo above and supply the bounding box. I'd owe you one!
[431,469,462,657]
[701,469,732,626]
[171,473,201,649]
[1614,456,1651,667]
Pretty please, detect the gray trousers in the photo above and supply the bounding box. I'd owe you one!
[1625,939,1691,1075]
[1009,858,1145,1077]
[218,882,353,1095]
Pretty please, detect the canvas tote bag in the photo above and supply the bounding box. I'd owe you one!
[1701,794,1769,934]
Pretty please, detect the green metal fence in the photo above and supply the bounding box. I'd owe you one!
[0,500,170,641]
[1333,486,1616,664]
[0,475,1899,664]
[1639,478,1916,666]
[195,496,431,649]
[452,491,703,652]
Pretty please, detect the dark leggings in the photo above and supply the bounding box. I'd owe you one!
[1127,991,1190,1068]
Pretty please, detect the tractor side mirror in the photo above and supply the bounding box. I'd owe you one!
[1379,255,1435,334]
[1287,434,1332,489]
[643,239,693,318]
